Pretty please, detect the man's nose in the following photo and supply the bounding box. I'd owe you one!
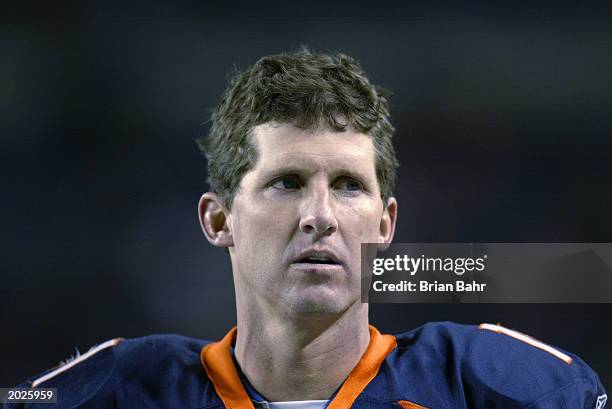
[298,183,338,238]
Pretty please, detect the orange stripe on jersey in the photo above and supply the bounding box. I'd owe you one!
[200,325,397,409]
[479,323,573,364]
[32,337,123,388]
[200,327,254,409]
[397,400,428,409]
[326,325,397,409]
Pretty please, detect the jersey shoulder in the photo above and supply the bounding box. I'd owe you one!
[8,334,213,409]
[392,321,606,408]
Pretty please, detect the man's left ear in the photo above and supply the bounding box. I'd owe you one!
[198,192,234,248]
[378,197,398,245]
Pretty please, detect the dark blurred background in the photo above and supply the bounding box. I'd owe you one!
[1,1,611,388]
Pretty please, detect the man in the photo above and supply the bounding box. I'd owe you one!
[7,50,606,408]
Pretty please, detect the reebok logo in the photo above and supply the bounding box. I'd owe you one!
[596,394,607,409]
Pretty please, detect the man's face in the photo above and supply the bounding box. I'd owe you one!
[225,123,396,318]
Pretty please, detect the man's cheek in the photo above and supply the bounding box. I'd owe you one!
[352,212,381,241]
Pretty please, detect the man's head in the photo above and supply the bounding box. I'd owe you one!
[198,49,399,319]
[197,48,398,210]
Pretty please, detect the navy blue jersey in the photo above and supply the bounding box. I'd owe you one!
[5,322,607,409]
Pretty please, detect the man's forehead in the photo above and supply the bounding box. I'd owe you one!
[250,122,376,170]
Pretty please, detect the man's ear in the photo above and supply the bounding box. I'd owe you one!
[198,192,234,248]
[378,197,398,248]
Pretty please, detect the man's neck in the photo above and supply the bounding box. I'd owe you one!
[233,303,370,402]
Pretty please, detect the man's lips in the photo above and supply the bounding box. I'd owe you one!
[289,262,344,275]
[289,249,346,277]
[291,249,343,266]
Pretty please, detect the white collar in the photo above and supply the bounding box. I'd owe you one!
[267,400,329,409]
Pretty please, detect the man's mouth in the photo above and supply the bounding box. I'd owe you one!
[295,256,339,265]
[291,250,343,269]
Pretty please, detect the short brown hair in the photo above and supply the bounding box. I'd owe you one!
[198,48,398,209]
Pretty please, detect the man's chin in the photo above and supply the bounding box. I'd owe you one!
[282,289,356,318]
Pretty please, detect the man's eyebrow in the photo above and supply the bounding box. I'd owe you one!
[329,167,373,183]
[259,166,306,178]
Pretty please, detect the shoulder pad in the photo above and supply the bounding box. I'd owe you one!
[14,334,215,409]
[392,321,605,406]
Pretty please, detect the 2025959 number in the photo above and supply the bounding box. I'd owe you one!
[1,388,57,403]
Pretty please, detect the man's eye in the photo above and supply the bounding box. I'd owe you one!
[271,177,301,190]
[336,179,364,192]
